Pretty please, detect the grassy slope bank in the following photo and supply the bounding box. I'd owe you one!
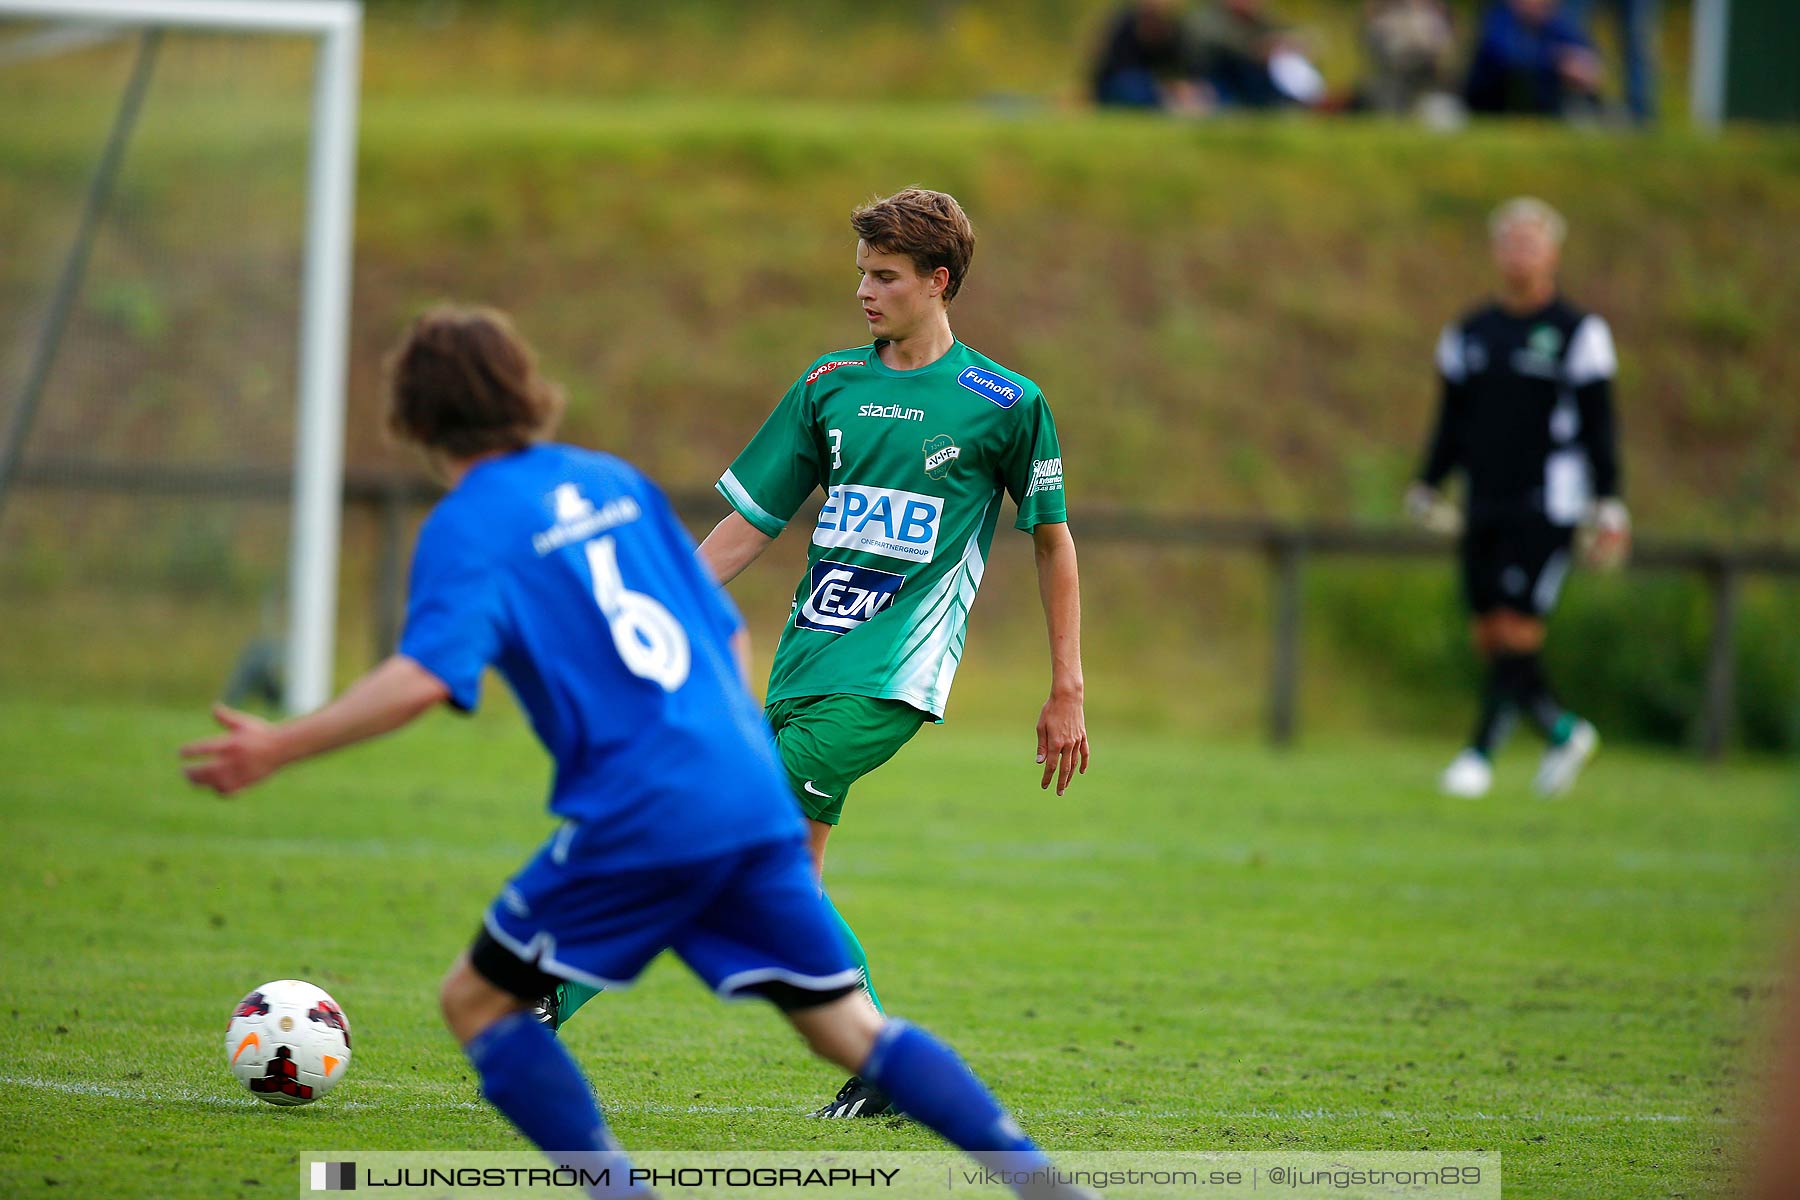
[2,36,1796,741]
[9,93,1793,531]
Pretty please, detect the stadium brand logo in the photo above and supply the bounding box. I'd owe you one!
[922,435,961,480]
[956,366,1023,409]
[805,360,865,384]
[796,559,905,635]
[812,483,942,563]
[1025,457,1063,497]
[858,403,923,422]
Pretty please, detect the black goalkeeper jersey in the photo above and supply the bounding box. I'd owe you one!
[1419,297,1621,528]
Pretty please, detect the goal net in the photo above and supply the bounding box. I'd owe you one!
[0,1,359,713]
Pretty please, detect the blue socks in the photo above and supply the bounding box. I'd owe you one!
[465,1012,643,1198]
[466,1010,1051,1198]
[860,1019,1050,1173]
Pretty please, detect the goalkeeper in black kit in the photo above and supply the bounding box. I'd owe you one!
[1406,198,1629,799]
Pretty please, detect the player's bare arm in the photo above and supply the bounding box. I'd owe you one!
[697,509,775,584]
[180,655,449,795]
[1033,520,1088,795]
[730,627,753,688]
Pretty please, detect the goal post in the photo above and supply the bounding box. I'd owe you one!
[0,0,361,714]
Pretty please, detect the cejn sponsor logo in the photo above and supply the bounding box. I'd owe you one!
[796,559,905,635]
[813,483,943,563]
[1025,456,1063,496]
[956,365,1024,409]
[805,359,865,385]
[858,402,923,422]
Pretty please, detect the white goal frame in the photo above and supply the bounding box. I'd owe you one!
[0,0,361,713]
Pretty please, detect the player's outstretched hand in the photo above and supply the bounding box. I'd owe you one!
[1037,692,1090,796]
[181,704,283,796]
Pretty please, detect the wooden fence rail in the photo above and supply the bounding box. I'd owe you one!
[17,460,1800,758]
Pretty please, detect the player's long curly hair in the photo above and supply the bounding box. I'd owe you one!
[384,305,565,458]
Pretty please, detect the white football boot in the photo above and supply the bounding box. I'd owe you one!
[1535,719,1599,798]
[1439,749,1493,798]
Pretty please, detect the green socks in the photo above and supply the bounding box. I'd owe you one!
[553,980,604,1026]
[825,893,883,1012]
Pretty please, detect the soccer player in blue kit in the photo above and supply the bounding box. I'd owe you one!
[179,307,1092,1200]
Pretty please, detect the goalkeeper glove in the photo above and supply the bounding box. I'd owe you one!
[1404,483,1462,535]
[1582,497,1632,570]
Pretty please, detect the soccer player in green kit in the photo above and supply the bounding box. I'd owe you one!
[547,188,1090,1119]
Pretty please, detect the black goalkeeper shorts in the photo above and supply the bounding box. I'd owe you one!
[1459,520,1576,618]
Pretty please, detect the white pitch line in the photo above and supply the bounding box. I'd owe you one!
[0,1076,1728,1126]
[605,1103,1729,1126]
[0,1074,479,1112]
[1038,1107,1729,1125]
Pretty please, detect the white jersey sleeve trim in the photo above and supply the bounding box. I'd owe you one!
[1565,314,1617,386]
[1435,324,1466,383]
[716,469,789,534]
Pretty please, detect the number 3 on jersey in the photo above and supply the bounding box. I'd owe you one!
[828,428,843,470]
[585,535,691,691]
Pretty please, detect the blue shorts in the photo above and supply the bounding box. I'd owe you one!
[480,829,860,1003]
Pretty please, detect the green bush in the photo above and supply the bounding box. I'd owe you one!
[1313,561,1800,754]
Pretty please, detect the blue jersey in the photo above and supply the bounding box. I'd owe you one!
[399,443,802,869]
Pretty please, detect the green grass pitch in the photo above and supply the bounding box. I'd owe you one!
[1,699,1791,1198]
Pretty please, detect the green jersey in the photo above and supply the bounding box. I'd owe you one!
[717,340,1067,720]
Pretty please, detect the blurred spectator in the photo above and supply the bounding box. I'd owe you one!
[1359,0,1457,115]
[1091,0,1207,112]
[1562,0,1658,122]
[1184,0,1325,110]
[1464,0,1600,117]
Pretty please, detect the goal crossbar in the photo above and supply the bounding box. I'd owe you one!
[0,0,362,714]
[0,1,356,36]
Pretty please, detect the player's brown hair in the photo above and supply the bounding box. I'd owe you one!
[384,305,564,458]
[851,188,976,302]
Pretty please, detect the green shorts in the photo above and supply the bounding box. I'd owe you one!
[762,693,928,825]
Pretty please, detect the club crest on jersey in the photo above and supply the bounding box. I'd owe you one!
[813,483,943,563]
[922,435,961,480]
[957,366,1024,409]
[805,360,865,385]
[1505,323,1565,379]
[795,559,905,635]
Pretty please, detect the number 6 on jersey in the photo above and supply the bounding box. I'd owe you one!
[586,535,691,690]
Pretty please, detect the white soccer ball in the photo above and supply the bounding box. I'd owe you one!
[225,979,352,1106]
